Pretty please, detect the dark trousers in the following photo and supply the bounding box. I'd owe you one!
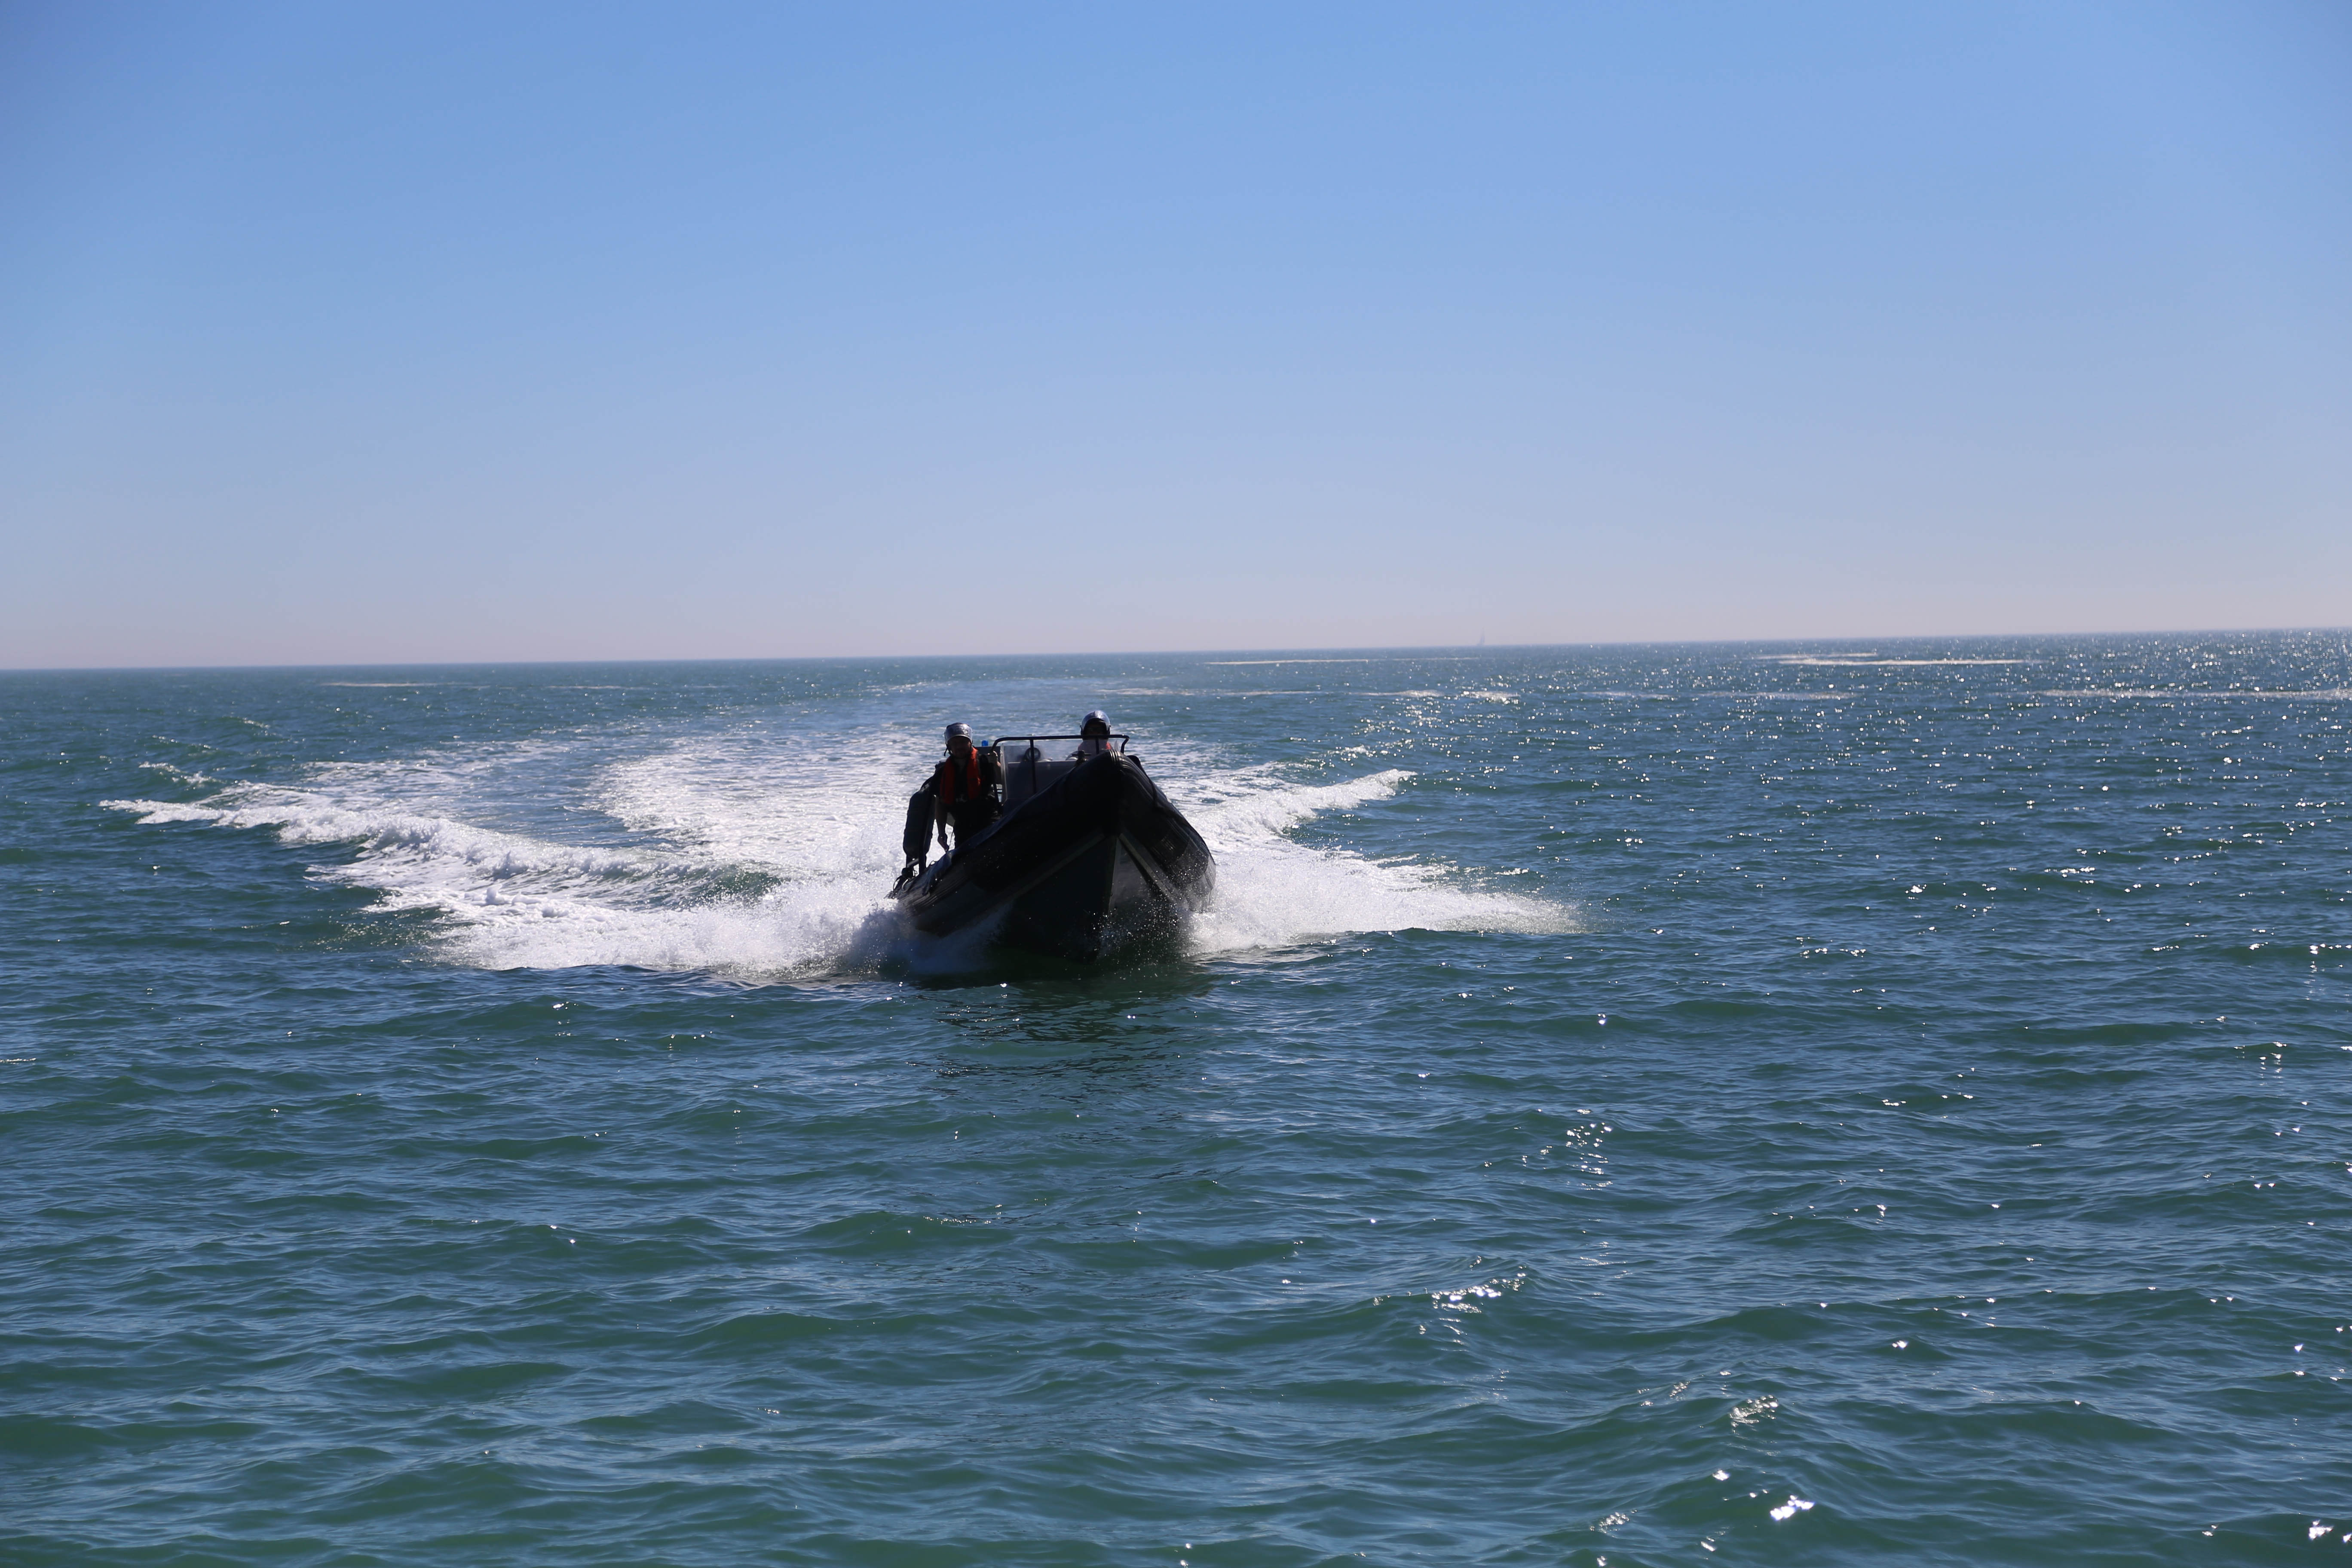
[944,801,998,848]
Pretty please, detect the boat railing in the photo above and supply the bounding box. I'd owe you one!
[993,734,1130,810]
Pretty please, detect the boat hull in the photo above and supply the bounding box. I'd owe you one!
[895,752,1214,962]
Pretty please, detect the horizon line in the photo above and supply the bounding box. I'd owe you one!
[3,624,2346,677]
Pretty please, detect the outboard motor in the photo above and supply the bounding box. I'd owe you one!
[892,780,935,896]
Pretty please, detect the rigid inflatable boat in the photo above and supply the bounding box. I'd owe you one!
[891,734,1216,962]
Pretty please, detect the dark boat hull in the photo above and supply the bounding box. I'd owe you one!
[895,752,1215,962]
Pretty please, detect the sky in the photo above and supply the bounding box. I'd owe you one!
[3,0,2347,668]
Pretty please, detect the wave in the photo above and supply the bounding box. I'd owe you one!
[99,788,650,900]
[1173,767,1574,953]
[1755,655,2037,666]
[2038,688,2352,700]
[103,733,1574,977]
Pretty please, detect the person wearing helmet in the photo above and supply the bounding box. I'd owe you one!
[931,722,1001,851]
[1070,710,1115,761]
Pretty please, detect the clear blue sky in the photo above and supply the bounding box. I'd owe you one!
[4,1,2346,667]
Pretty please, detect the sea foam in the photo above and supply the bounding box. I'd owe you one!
[104,729,1571,978]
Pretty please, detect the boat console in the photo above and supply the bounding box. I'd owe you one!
[992,734,1130,811]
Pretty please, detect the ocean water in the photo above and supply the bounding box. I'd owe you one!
[4,634,2349,1567]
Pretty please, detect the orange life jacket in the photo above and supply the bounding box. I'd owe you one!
[937,749,989,805]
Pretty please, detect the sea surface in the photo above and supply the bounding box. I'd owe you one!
[4,634,2350,1567]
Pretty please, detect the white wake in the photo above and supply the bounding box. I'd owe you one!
[103,729,1572,976]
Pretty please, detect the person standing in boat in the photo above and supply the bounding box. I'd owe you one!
[932,722,1001,852]
[1070,710,1115,760]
